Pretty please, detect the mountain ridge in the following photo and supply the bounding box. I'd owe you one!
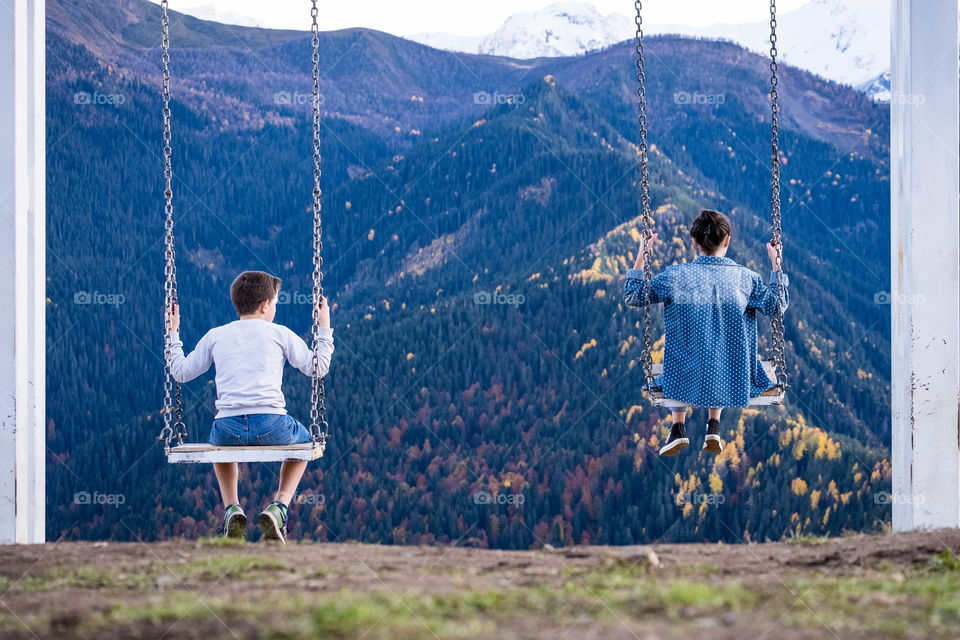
[407,0,898,98]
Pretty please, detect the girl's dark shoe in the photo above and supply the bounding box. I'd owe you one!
[703,418,723,453]
[659,422,689,456]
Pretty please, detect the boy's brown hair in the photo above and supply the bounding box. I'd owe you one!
[690,209,731,255]
[230,270,281,315]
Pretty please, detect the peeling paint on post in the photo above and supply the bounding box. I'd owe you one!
[891,0,960,531]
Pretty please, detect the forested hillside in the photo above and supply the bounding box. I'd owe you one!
[46,0,892,544]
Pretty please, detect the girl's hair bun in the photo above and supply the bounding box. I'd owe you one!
[690,209,731,255]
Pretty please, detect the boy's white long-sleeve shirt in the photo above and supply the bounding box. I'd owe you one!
[166,319,334,418]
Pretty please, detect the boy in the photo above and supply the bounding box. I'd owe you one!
[165,270,334,543]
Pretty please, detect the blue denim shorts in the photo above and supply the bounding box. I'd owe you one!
[209,414,311,446]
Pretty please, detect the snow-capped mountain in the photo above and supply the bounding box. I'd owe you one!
[406,0,896,98]
[408,2,635,60]
[651,0,891,93]
[177,4,265,28]
[409,32,486,54]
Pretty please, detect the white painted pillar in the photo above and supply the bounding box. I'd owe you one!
[891,0,960,532]
[0,0,46,544]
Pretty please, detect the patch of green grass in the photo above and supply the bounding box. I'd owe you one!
[103,592,247,626]
[658,560,720,578]
[572,564,746,600]
[785,532,832,546]
[776,571,960,638]
[100,590,506,639]
[164,554,288,580]
[923,550,960,573]
[0,566,155,592]
[301,592,478,639]
[196,535,248,548]
[0,553,288,595]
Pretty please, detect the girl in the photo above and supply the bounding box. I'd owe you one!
[623,209,789,457]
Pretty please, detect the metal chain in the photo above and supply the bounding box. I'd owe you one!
[768,0,789,392]
[309,0,329,445]
[634,0,656,391]
[157,0,185,450]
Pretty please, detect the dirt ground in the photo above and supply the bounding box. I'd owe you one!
[0,528,958,639]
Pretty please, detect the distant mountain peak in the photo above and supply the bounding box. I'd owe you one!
[408,2,634,60]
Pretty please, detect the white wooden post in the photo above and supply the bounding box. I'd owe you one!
[0,0,46,544]
[890,0,960,531]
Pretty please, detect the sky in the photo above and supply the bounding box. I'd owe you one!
[146,0,812,36]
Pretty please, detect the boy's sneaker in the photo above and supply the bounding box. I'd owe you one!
[659,422,689,457]
[703,418,723,454]
[258,500,289,544]
[216,504,247,540]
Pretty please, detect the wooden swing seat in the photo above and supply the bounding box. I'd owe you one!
[166,441,325,464]
[644,360,784,407]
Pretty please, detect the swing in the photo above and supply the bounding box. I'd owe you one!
[155,0,330,463]
[632,0,788,408]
